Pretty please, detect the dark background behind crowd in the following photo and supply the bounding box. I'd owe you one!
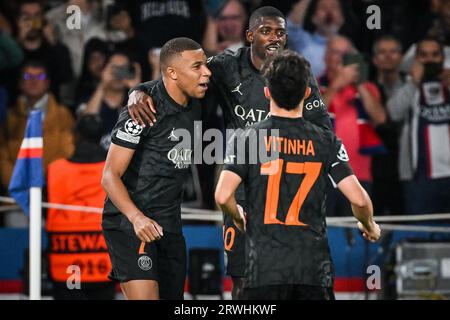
[1,0,450,228]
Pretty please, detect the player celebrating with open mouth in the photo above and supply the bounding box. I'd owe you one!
[101,38,211,300]
[126,7,332,299]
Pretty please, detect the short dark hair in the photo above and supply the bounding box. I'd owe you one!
[372,35,402,54]
[75,114,104,144]
[160,37,203,68]
[249,6,285,30]
[20,59,49,77]
[262,50,310,110]
[416,36,444,56]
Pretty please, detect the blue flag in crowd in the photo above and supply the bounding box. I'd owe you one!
[8,110,44,215]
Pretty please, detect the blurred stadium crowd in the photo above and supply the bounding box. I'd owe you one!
[0,0,450,228]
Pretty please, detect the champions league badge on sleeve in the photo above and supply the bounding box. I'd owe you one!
[125,119,144,136]
[116,120,144,144]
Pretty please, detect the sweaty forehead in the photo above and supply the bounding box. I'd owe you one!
[254,16,286,30]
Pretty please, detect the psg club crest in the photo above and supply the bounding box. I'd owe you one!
[138,255,152,271]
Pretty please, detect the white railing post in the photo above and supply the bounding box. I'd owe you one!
[29,187,42,300]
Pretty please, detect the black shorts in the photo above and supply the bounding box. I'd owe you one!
[242,284,335,300]
[102,215,186,300]
[223,214,245,278]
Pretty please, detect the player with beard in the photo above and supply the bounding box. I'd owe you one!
[126,7,331,299]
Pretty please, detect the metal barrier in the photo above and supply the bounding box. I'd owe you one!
[1,195,450,233]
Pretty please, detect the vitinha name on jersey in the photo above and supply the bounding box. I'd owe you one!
[233,99,325,126]
[166,127,197,169]
[234,105,270,126]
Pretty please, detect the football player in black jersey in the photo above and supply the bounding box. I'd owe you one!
[126,7,331,299]
[215,50,381,300]
[101,38,211,300]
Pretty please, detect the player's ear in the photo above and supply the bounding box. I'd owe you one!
[304,86,311,100]
[264,86,271,100]
[166,67,177,81]
[246,30,253,43]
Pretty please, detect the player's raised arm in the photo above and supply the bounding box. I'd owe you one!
[127,80,159,126]
[101,143,163,243]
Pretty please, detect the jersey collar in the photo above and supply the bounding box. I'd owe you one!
[157,79,196,112]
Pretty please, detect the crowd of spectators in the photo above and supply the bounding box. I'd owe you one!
[1,0,450,226]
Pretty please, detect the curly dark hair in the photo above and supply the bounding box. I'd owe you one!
[262,50,310,110]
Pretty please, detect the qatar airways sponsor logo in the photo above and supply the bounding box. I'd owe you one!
[167,148,193,169]
[167,127,194,169]
[233,99,325,126]
[234,105,270,126]
[166,122,280,166]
